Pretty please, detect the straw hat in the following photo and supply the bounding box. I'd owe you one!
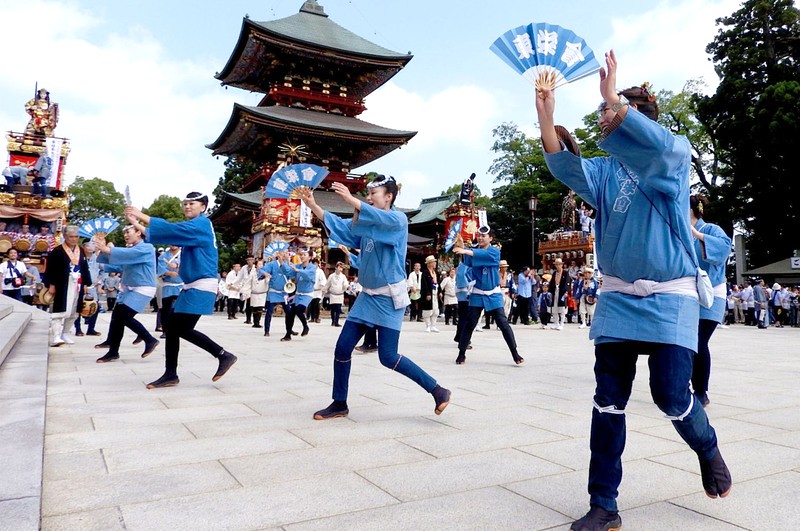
[425,255,437,265]
[499,260,509,268]
[553,257,563,265]
[38,286,54,306]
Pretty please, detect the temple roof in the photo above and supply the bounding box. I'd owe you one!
[207,104,417,169]
[216,2,412,98]
[408,194,457,225]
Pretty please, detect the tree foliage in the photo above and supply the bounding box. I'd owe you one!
[67,176,126,227]
[143,195,184,223]
[695,0,800,266]
[211,156,258,210]
[486,123,573,270]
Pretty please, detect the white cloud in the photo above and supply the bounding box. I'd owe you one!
[0,0,234,207]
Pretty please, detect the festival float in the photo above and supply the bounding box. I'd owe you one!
[1,87,70,273]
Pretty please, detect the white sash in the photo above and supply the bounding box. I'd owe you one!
[183,278,218,294]
[601,275,697,299]
[471,286,501,296]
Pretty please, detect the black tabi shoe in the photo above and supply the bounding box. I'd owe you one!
[699,449,732,498]
[291,331,299,336]
[570,506,622,531]
[142,339,160,358]
[512,353,525,365]
[243,321,251,325]
[212,351,238,382]
[263,331,270,337]
[75,332,85,337]
[252,324,260,328]
[455,353,466,365]
[94,342,110,349]
[146,373,180,389]
[280,336,292,342]
[313,401,349,420]
[432,386,451,415]
[96,353,120,363]
[88,331,102,336]
[132,336,144,345]
[301,327,310,337]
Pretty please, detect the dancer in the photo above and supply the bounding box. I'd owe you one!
[299,177,451,420]
[157,245,183,339]
[259,250,291,337]
[689,195,732,407]
[94,226,160,362]
[537,50,730,530]
[280,249,315,341]
[452,261,473,348]
[126,192,237,388]
[453,227,524,365]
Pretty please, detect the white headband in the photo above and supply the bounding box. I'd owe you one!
[366,175,395,189]
[183,193,208,202]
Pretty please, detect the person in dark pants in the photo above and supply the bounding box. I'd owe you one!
[452,261,472,348]
[126,192,237,388]
[453,226,523,366]
[157,245,183,340]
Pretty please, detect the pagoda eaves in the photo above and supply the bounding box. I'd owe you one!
[216,3,412,100]
[207,104,416,169]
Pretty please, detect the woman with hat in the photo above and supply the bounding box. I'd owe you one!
[576,266,599,329]
[299,176,451,420]
[420,254,440,332]
[499,260,515,320]
[125,192,238,389]
[547,258,571,330]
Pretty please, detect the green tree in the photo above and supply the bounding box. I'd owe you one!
[67,176,126,226]
[143,195,184,223]
[695,0,800,266]
[211,156,258,210]
[486,123,573,269]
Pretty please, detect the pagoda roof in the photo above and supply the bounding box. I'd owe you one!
[208,190,262,225]
[207,104,416,169]
[408,194,457,225]
[216,1,412,98]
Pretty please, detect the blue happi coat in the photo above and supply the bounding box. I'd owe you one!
[157,248,183,299]
[544,108,700,351]
[694,219,731,323]
[283,262,317,307]
[97,241,156,313]
[260,260,288,304]
[324,203,407,331]
[455,262,473,303]
[146,216,217,315]
[461,246,503,311]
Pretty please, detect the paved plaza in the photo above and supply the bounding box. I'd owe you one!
[7,311,800,529]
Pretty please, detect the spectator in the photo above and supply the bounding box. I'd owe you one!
[407,262,423,322]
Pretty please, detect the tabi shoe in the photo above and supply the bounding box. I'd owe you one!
[432,386,451,415]
[94,341,110,349]
[291,331,299,336]
[699,449,732,498]
[252,324,260,328]
[313,401,349,420]
[243,321,251,325]
[61,334,75,345]
[75,332,85,337]
[146,374,180,389]
[263,331,270,337]
[88,331,102,336]
[455,353,466,365]
[132,336,144,345]
[355,345,377,354]
[142,339,160,358]
[570,506,622,531]
[512,354,525,365]
[212,351,238,382]
[96,353,120,363]
[301,327,310,337]
[280,335,292,342]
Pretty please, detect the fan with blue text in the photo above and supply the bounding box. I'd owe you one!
[444,219,463,253]
[77,217,120,240]
[264,164,329,199]
[263,241,289,259]
[490,23,600,91]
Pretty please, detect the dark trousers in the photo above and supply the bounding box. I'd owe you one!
[284,303,309,338]
[75,310,99,335]
[331,321,436,401]
[244,299,253,323]
[307,298,321,321]
[107,304,156,355]
[692,319,719,396]
[227,296,239,318]
[454,300,470,343]
[409,299,421,321]
[513,296,530,324]
[330,303,343,326]
[107,297,117,311]
[264,301,288,334]
[161,296,177,334]
[444,303,458,325]
[3,289,23,301]
[459,306,518,358]
[744,307,755,325]
[589,341,719,512]
[164,312,224,376]
[361,327,378,349]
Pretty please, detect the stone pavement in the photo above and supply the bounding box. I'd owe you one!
[27,311,800,529]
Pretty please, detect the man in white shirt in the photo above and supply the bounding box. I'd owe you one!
[407,262,423,322]
[307,257,327,323]
[225,264,242,320]
[1,249,31,302]
[238,255,258,324]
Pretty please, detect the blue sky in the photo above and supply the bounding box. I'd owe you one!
[0,0,744,209]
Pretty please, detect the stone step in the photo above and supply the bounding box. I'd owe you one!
[0,309,31,368]
[0,303,13,320]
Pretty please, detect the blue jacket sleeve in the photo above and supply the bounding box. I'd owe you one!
[351,203,406,245]
[470,247,500,268]
[147,217,215,248]
[699,224,732,265]
[323,212,361,249]
[99,243,154,266]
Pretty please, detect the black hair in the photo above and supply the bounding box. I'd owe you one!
[184,191,209,209]
[690,194,708,219]
[369,175,399,207]
[620,85,659,121]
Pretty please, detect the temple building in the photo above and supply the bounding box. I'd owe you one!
[208,1,418,255]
